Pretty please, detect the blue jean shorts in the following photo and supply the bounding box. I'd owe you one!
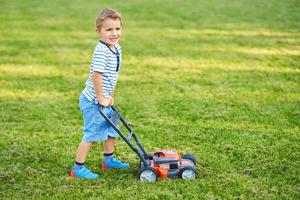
[79,93,119,142]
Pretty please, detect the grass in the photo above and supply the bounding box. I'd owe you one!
[0,0,299,199]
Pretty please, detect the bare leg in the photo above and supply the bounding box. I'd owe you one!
[103,136,115,154]
[72,141,99,179]
[102,136,129,169]
[75,141,93,163]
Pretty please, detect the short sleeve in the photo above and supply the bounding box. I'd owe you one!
[92,48,108,73]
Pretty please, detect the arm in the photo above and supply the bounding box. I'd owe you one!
[111,89,117,97]
[93,71,113,106]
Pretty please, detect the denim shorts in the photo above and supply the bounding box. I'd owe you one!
[79,93,119,142]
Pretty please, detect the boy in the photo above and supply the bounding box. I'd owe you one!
[70,8,128,179]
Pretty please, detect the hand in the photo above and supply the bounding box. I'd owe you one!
[99,96,114,107]
[109,96,114,106]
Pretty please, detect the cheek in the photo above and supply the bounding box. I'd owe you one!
[100,33,107,38]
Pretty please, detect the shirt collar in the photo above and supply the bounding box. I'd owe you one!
[99,40,119,55]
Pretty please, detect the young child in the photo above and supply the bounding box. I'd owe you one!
[70,8,128,179]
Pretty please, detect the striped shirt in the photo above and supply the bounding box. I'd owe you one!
[82,41,122,103]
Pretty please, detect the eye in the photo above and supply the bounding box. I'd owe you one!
[106,28,112,31]
[116,27,121,30]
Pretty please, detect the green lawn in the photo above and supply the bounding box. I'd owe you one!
[0,0,299,199]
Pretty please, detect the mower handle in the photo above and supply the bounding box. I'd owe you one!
[98,105,149,163]
[99,105,128,129]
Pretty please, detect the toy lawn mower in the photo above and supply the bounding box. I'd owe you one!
[99,106,197,182]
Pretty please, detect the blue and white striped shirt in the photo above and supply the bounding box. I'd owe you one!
[82,41,122,103]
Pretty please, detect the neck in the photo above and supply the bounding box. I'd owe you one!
[100,40,115,49]
[109,45,116,51]
[99,40,119,55]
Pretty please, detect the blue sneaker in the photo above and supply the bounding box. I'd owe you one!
[70,166,99,179]
[102,157,129,170]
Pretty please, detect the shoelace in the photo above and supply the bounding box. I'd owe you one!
[111,158,124,164]
[76,167,95,177]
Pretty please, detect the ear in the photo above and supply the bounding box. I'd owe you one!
[96,28,101,33]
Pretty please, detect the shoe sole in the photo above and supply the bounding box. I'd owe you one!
[69,169,77,178]
[102,162,109,170]
[69,169,99,179]
[101,162,129,170]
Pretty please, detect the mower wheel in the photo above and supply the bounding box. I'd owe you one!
[139,160,151,169]
[139,168,157,182]
[182,154,196,165]
[139,160,146,169]
[180,166,196,180]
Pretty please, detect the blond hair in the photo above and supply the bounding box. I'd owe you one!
[96,8,122,29]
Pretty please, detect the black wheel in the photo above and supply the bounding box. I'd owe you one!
[139,159,151,169]
[139,168,157,182]
[139,160,143,168]
[139,160,147,169]
[180,166,196,180]
[182,154,196,165]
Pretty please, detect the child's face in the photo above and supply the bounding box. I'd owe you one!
[96,18,122,48]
